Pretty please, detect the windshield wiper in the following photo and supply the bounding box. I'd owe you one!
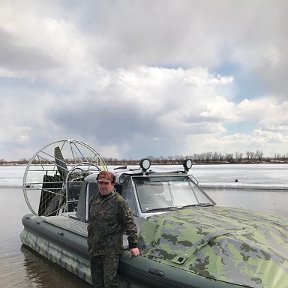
[145,206,179,213]
[180,203,213,209]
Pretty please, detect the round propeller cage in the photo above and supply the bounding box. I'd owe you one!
[22,139,107,216]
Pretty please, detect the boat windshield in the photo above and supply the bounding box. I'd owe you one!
[132,175,215,213]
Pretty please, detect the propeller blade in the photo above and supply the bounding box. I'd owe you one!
[54,146,68,179]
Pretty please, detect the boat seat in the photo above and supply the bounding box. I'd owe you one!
[115,183,123,195]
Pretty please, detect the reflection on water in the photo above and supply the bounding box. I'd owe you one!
[21,248,92,288]
[20,247,146,288]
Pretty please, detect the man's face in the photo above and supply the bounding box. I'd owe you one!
[97,179,115,196]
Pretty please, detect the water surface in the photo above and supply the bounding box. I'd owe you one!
[1,164,287,287]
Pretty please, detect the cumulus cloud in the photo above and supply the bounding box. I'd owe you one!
[0,0,288,160]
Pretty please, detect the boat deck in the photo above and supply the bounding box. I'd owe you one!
[43,215,88,237]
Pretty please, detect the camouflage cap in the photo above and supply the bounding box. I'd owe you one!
[97,171,115,183]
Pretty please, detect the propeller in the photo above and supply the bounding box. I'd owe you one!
[23,139,108,216]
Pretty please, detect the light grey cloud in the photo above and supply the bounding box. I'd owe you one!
[0,0,288,161]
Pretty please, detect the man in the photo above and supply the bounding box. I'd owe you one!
[87,171,140,288]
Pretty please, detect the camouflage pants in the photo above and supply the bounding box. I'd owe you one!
[90,254,120,288]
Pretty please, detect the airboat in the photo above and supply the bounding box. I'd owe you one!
[20,140,288,288]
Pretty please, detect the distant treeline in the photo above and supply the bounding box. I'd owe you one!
[2,150,288,166]
[104,150,288,165]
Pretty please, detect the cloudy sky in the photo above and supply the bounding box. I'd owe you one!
[0,0,288,161]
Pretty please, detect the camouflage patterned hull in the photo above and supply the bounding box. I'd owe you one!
[21,206,288,288]
[139,206,288,288]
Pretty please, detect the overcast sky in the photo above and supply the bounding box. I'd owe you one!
[1,0,288,161]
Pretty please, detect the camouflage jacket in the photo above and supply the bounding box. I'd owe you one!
[87,190,138,255]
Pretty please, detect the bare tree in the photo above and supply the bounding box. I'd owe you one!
[235,152,243,163]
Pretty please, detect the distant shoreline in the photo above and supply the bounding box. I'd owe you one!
[1,159,288,166]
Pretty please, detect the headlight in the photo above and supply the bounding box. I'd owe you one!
[183,159,193,171]
[140,158,151,172]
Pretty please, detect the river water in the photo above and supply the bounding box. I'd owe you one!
[0,164,288,287]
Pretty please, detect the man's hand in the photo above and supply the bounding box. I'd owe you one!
[129,247,140,257]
